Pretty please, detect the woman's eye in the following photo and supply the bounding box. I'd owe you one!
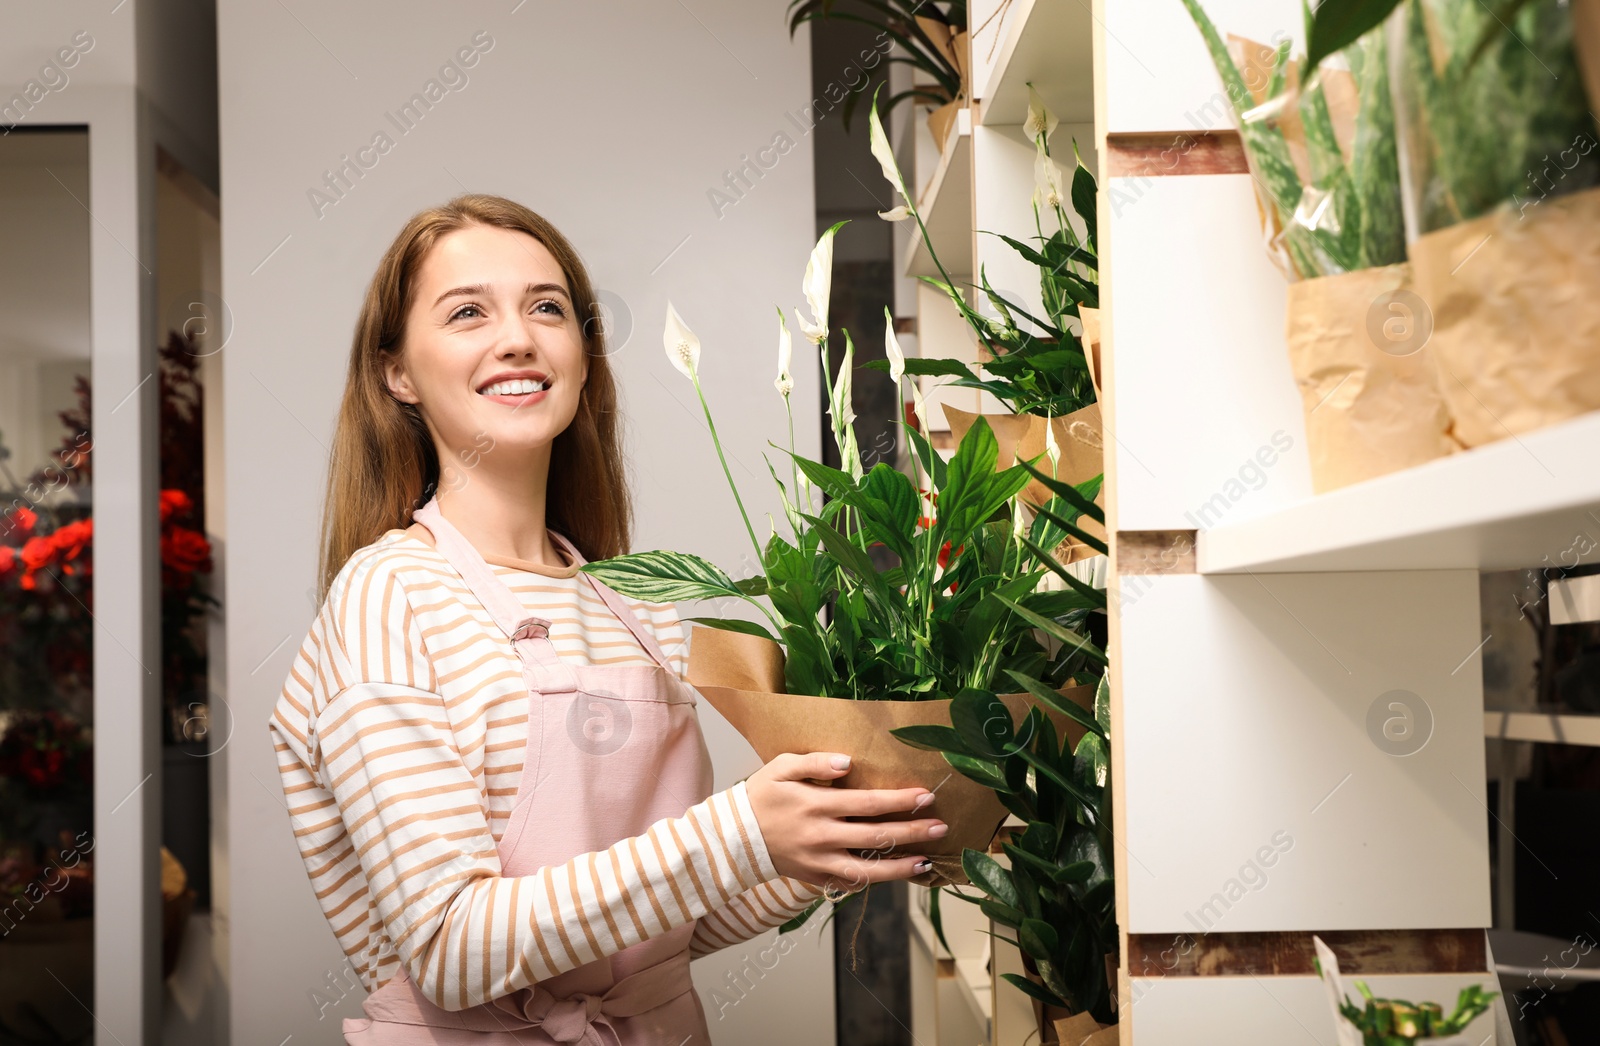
[534,299,566,317]
[449,304,483,321]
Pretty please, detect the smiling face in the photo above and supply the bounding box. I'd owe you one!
[384,222,589,472]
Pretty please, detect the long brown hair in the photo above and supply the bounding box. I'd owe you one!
[316,193,631,605]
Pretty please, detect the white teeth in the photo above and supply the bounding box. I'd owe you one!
[479,378,549,396]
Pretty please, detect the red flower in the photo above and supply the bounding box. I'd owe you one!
[53,519,91,562]
[0,546,15,577]
[159,489,193,525]
[20,536,56,571]
[917,515,935,530]
[161,525,212,573]
[4,506,37,540]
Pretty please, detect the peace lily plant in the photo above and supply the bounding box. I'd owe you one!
[579,91,1118,1036]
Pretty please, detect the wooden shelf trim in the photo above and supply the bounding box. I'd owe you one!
[1127,928,1487,978]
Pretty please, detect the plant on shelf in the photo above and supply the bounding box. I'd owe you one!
[1179,0,1406,281]
[785,0,969,139]
[870,85,1101,420]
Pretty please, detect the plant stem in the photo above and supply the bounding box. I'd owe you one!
[690,374,766,571]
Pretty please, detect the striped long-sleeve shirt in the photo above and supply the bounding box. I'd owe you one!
[268,522,824,1012]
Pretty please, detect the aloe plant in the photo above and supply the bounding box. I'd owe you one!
[1179,0,1407,279]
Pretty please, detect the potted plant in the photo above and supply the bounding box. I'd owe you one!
[785,0,970,149]
[1302,0,1600,451]
[579,220,1107,891]
[1178,1,1469,493]
[895,474,1117,1042]
[862,84,1108,560]
[1314,934,1498,1044]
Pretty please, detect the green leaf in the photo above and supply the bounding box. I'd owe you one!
[1000,972,1068,1008]
[862,356,977,379]
[681,617,779,644]
[901,421,948,490]
[777,896,825,934]
[579,550,744,603]
[947,752,1011,790]
[1020,918,1060,961]
[1015,459,1104,523]
[979,897,1025,927]
[950,687,1016,759]
[1306,0,1402,70]
[927,886,953,955]
[791,454,855,502]
[889,724,974,756]
[963,850,1021,910]
[1071,162,1098,248]
[998,598,1109,670]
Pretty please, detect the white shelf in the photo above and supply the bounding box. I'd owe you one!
[906,107,972,279]
[974,0,1094,125]
[1197,410,1600,573]
[1485,710,1600,747]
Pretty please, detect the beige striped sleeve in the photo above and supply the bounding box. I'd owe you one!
[688,875,827,958]
[304,552,778,1012]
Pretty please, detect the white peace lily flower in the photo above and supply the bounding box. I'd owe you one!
[1024,85,1059,146]
[1035,150,1065,210]
[877,205,911,221]
[867,85,910,205]
[663,301,700,381]
[799,224,843,344]
[774,308,794,398]
[883,310,906,386]
[884,305,931,441]
[1044,409,1062,477]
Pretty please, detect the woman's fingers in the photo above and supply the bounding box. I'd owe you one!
[821,852,932,891]
[767,752,855,782]
[816,783,935,819]
[831,816,947,852]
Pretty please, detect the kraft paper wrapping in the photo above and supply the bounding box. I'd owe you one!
[686,625,1095,889]
[1409,184,1600,449]
[944,403,1104,509]
[1285,262,1462,492]
[1077,307,1104,400]
[1054,1013,1118,1046]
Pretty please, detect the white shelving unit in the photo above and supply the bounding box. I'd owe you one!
[899,0,1564,1040]
[1097,0,1516,1042]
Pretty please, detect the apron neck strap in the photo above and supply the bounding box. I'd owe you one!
[412,496,672,672]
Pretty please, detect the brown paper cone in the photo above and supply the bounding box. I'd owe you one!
[1285,262,1461,491]
[1409,184,1600,449]
[945,404,1104,510]
[1054,1012,1107,1046]
[926,99,960,151]
[687,626,1096,888]
[1078,307,1104,399]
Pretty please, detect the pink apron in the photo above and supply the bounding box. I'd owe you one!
[343,495,716,1045]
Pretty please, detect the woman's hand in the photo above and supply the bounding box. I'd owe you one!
[744,752,945,894]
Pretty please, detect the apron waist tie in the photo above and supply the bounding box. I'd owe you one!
[361,949,694,1043]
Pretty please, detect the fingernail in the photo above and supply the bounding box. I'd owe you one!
[928,823,948,838]
[914,859,932,873]
[915,791,935,808]
[830,754,851,770]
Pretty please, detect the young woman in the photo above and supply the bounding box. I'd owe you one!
[268,194,947,1044]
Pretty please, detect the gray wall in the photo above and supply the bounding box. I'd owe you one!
[217,2,834,1043]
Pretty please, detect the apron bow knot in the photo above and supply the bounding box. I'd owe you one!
[531,988,619,1045]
